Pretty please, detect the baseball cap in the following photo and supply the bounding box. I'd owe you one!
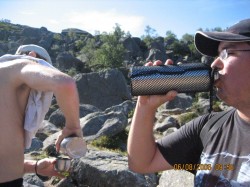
[195,18,250,57]
[15,44,52,64]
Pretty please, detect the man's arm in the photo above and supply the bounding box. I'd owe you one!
[17,60,83,150]
[127,60,177,173]
[24,158,63,177]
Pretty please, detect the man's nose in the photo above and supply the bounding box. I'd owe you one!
[211,57,224,71]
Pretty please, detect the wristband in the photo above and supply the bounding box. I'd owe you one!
[35,160,46,179]
[35,160,39,176]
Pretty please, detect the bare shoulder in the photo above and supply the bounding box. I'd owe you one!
[1,58,74,93]
[0,59,35,86]
[0,59,35,74]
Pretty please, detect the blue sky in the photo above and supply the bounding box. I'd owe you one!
[0,0,249,39]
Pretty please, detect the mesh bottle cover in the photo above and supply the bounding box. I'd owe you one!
[130,63,215,96]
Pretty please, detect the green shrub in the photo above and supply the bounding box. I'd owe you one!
[128,109,135,118]
[213,101,222,112]
[67,67,77,77]
[91,130,128,152]
[177,112,198,126]
[53,33,62,42]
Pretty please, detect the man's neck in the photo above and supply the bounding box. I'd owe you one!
[237,110,250,124]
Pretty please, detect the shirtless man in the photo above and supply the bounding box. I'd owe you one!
[0,45,82,186]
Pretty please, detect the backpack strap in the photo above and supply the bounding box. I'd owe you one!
[200,108,235,147]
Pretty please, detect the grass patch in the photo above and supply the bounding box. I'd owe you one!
[29,151,49,160]
[90,130,128,154]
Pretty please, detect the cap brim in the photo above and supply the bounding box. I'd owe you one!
[195,31,250,57]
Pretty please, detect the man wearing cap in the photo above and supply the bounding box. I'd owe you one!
[0,44,83,186]
[128,18,250,186]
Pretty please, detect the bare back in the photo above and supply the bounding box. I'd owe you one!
[0,60,30,182]
[0,58,79,182]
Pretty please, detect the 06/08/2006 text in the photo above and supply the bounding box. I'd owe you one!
[173,163,235,171]
[173,164,212,171]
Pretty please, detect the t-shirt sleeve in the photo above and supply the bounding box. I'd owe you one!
[156,113,212,173]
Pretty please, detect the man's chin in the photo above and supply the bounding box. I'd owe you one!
[215,90,224,102]
[216,91,232,106]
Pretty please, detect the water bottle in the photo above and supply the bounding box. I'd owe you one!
[130,63,218,96]
[60,136,87,159]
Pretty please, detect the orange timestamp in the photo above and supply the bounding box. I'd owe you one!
[173,164,212,171]
[214,164,234,171]
[173,163,235,171]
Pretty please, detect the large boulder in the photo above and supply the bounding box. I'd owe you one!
[48,104,101,128]
[164,93,193,111]
[75,69,131,110]
[122,36,143,63]
[56,52,84,70]
[66,150,158,187]
[146,37,167,62]
[80,108,128,141]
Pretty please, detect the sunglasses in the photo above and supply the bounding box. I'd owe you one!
[219,48,250,61]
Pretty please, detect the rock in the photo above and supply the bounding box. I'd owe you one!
[158,170,194,187]
[146,37,167,62]
[56,52,84,70]
[80,110,127,141]
[69,149,158,187]
[48,109,66,128]
[61,28,92,36]
[104,100,135,117]
[75,69,131,110]
[24,138,43,154]
[196,98,210,114]
[23,174,44,187]
[42,132,59,156]
[121,36,143,63]
[154,116,179,132]
[48,104,101,128]
[164,93,193,110]
[21,27,40,38]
